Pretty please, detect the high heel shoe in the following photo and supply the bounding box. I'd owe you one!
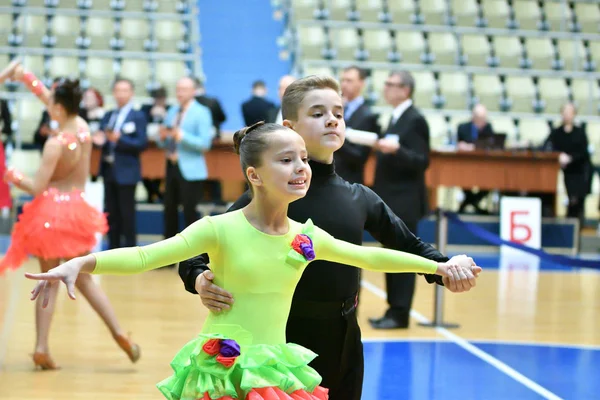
[32,352,59,370]
[114,334,141,363]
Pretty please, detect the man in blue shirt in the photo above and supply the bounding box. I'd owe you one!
[159,77,214,244]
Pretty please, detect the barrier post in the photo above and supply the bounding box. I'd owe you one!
[418,208,460,329]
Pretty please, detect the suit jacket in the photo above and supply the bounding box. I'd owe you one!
[160,100,214,181]
[266,106,280,124]
[241,96,276,126]
[99,107,148,185]
[543,124,592,197]
[373,105,430,225]
[334,103,380,184]
[457,121,494,143]
[195,95,226,136]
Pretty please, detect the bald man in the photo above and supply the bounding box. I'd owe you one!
[457,104,494,214]
[269,75,297,124]
[159,76,214,245]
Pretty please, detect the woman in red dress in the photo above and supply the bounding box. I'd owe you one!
[0,60,140,370]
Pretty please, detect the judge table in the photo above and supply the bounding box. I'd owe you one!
[91,142,561,210]
[363,149,561,211]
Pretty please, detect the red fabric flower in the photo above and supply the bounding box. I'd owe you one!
[291,234,315,261]
[202,338,221,356]
[291,234,310,253]
[216,354,237,368]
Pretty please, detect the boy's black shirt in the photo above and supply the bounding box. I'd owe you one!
[179,160,448,301]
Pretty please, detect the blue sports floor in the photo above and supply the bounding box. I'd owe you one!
[362,339,599,400]
[360,251,600,400]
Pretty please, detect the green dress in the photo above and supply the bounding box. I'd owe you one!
[93,210,438,399]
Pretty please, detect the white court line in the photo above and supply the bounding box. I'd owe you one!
[361,279,564,400]
[362,336,600,351]
[0,270,23,369]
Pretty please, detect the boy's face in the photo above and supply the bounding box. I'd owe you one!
[284,88,345,162]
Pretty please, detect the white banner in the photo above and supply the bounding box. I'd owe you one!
[498,197,542,312]
[500,196,542,249]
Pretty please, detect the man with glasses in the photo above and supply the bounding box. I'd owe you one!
[369,71,432,329]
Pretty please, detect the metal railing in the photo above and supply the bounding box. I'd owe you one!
[0,6,193,21]
[293,10,600,42]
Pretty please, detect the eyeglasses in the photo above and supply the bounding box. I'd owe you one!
[384,81,404,88]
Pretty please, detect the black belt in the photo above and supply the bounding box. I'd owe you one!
[289,293,359,319]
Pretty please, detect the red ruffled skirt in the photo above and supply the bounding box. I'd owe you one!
[0,188,108,274]
[199,386,328,399]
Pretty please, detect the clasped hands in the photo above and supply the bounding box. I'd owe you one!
[440,254,482,293]
[159,126,183,143]
[374,138,400,154]
[558,152,572,168]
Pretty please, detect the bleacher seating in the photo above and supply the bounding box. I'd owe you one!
[0,0,200,145]
[282,0,600,217]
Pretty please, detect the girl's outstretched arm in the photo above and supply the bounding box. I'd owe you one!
[25,217,220,305]
[313,227,479,279]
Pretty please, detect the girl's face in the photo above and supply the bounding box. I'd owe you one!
[248,129,312,203]
[284,88,345,162]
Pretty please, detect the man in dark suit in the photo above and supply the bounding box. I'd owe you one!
[97,78,148,249]
[241,80,276,126]
[335,65,380,184]
[370,71,430,329]
[194,78,227,204]
[140,86,170,203]
[194,78,226,137]
[456,104,494,214]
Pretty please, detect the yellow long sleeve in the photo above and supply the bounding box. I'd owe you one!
[314,226,438,274]
[93,217,219,275]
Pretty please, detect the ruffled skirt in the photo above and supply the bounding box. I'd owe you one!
[0,188,108,274]
[157,334,328,400]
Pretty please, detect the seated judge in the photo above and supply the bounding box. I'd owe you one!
[456,104,494,214]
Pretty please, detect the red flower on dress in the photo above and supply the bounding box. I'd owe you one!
[202,339,221,356]
[216,354,237,368]
[291,234,315,261]
[202,338,241,368]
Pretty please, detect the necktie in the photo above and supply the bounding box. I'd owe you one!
[386,114,396,134]
[471,124,478,141]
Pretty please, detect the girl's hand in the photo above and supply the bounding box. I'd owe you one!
[4,167,24,184]
[25,258,86,308]
[436,261,481,285]
[0,58,21,82]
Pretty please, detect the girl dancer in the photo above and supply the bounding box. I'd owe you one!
[26,122,478,399]
[0,61,139,369]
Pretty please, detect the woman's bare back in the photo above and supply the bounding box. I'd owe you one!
[45,116,92,192]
